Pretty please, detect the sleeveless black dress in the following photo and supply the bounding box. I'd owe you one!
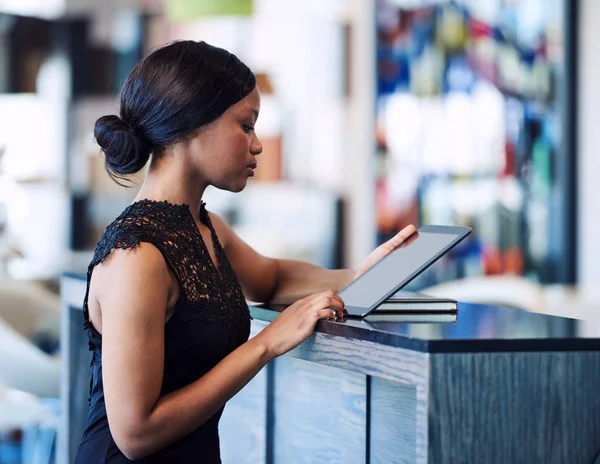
[74,199,251,463]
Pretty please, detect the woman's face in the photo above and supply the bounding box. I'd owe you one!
[190,86,263,192]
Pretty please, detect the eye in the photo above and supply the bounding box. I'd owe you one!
[242,124,254,133]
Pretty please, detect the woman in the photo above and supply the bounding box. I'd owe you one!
[74,40,415,463]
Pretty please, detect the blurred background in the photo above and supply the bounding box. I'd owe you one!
[1,0,600,462]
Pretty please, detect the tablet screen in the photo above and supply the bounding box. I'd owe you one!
[340,226,471,317]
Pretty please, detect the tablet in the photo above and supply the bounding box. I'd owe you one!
[340,225,472,317]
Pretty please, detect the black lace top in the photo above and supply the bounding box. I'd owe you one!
[74,199,251,464]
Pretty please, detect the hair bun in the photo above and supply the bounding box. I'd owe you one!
[94,115,152,178]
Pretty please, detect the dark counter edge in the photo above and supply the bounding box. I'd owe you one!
[249,306,600,354]
[63,272,600,354]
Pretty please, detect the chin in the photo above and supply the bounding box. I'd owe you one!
[216,179,248,193]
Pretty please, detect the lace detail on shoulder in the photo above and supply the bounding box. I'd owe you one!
[90,200,189,267]
[86,199,250,339]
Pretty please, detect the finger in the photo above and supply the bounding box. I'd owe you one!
[332,305,345,319]
[391,224,416,244]
[308,290,344,308]
[314,295,345,319]
[313,307,336,321]
[327,292,345,308]
[326,297,345,319]
[305,290,334,303]
[313,294,344,312]
[329,295,345,310]
[297,291,331,309]
[385,224,417,249]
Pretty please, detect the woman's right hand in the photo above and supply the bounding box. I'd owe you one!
[256,291,345,359]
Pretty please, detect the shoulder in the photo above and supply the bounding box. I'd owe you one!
[94,241,170,278]
[92,200,189,265]
[92,242,172,305]
[97,241,168,274]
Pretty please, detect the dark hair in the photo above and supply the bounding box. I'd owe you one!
[94,40,256,184]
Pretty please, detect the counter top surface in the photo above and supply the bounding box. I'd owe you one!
[251,303,600,353]
[63,272,600,354]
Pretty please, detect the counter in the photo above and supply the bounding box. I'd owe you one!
[59,273,600,463]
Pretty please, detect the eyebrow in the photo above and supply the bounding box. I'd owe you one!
[236,106,259,122]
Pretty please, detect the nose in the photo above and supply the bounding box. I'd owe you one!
[251,133,262,156]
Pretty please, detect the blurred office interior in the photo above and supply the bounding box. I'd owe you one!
[0,0,600,462]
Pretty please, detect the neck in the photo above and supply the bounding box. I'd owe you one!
[134,150,208,221]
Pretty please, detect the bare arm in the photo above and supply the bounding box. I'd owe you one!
[209,213,355,303]
[209,212,415,305]
[267,259,355,304]
[93,243,344,460]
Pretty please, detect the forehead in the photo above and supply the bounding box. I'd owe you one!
[232,87,261,115]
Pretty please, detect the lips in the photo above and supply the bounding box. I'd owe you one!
[247,161,258,177]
